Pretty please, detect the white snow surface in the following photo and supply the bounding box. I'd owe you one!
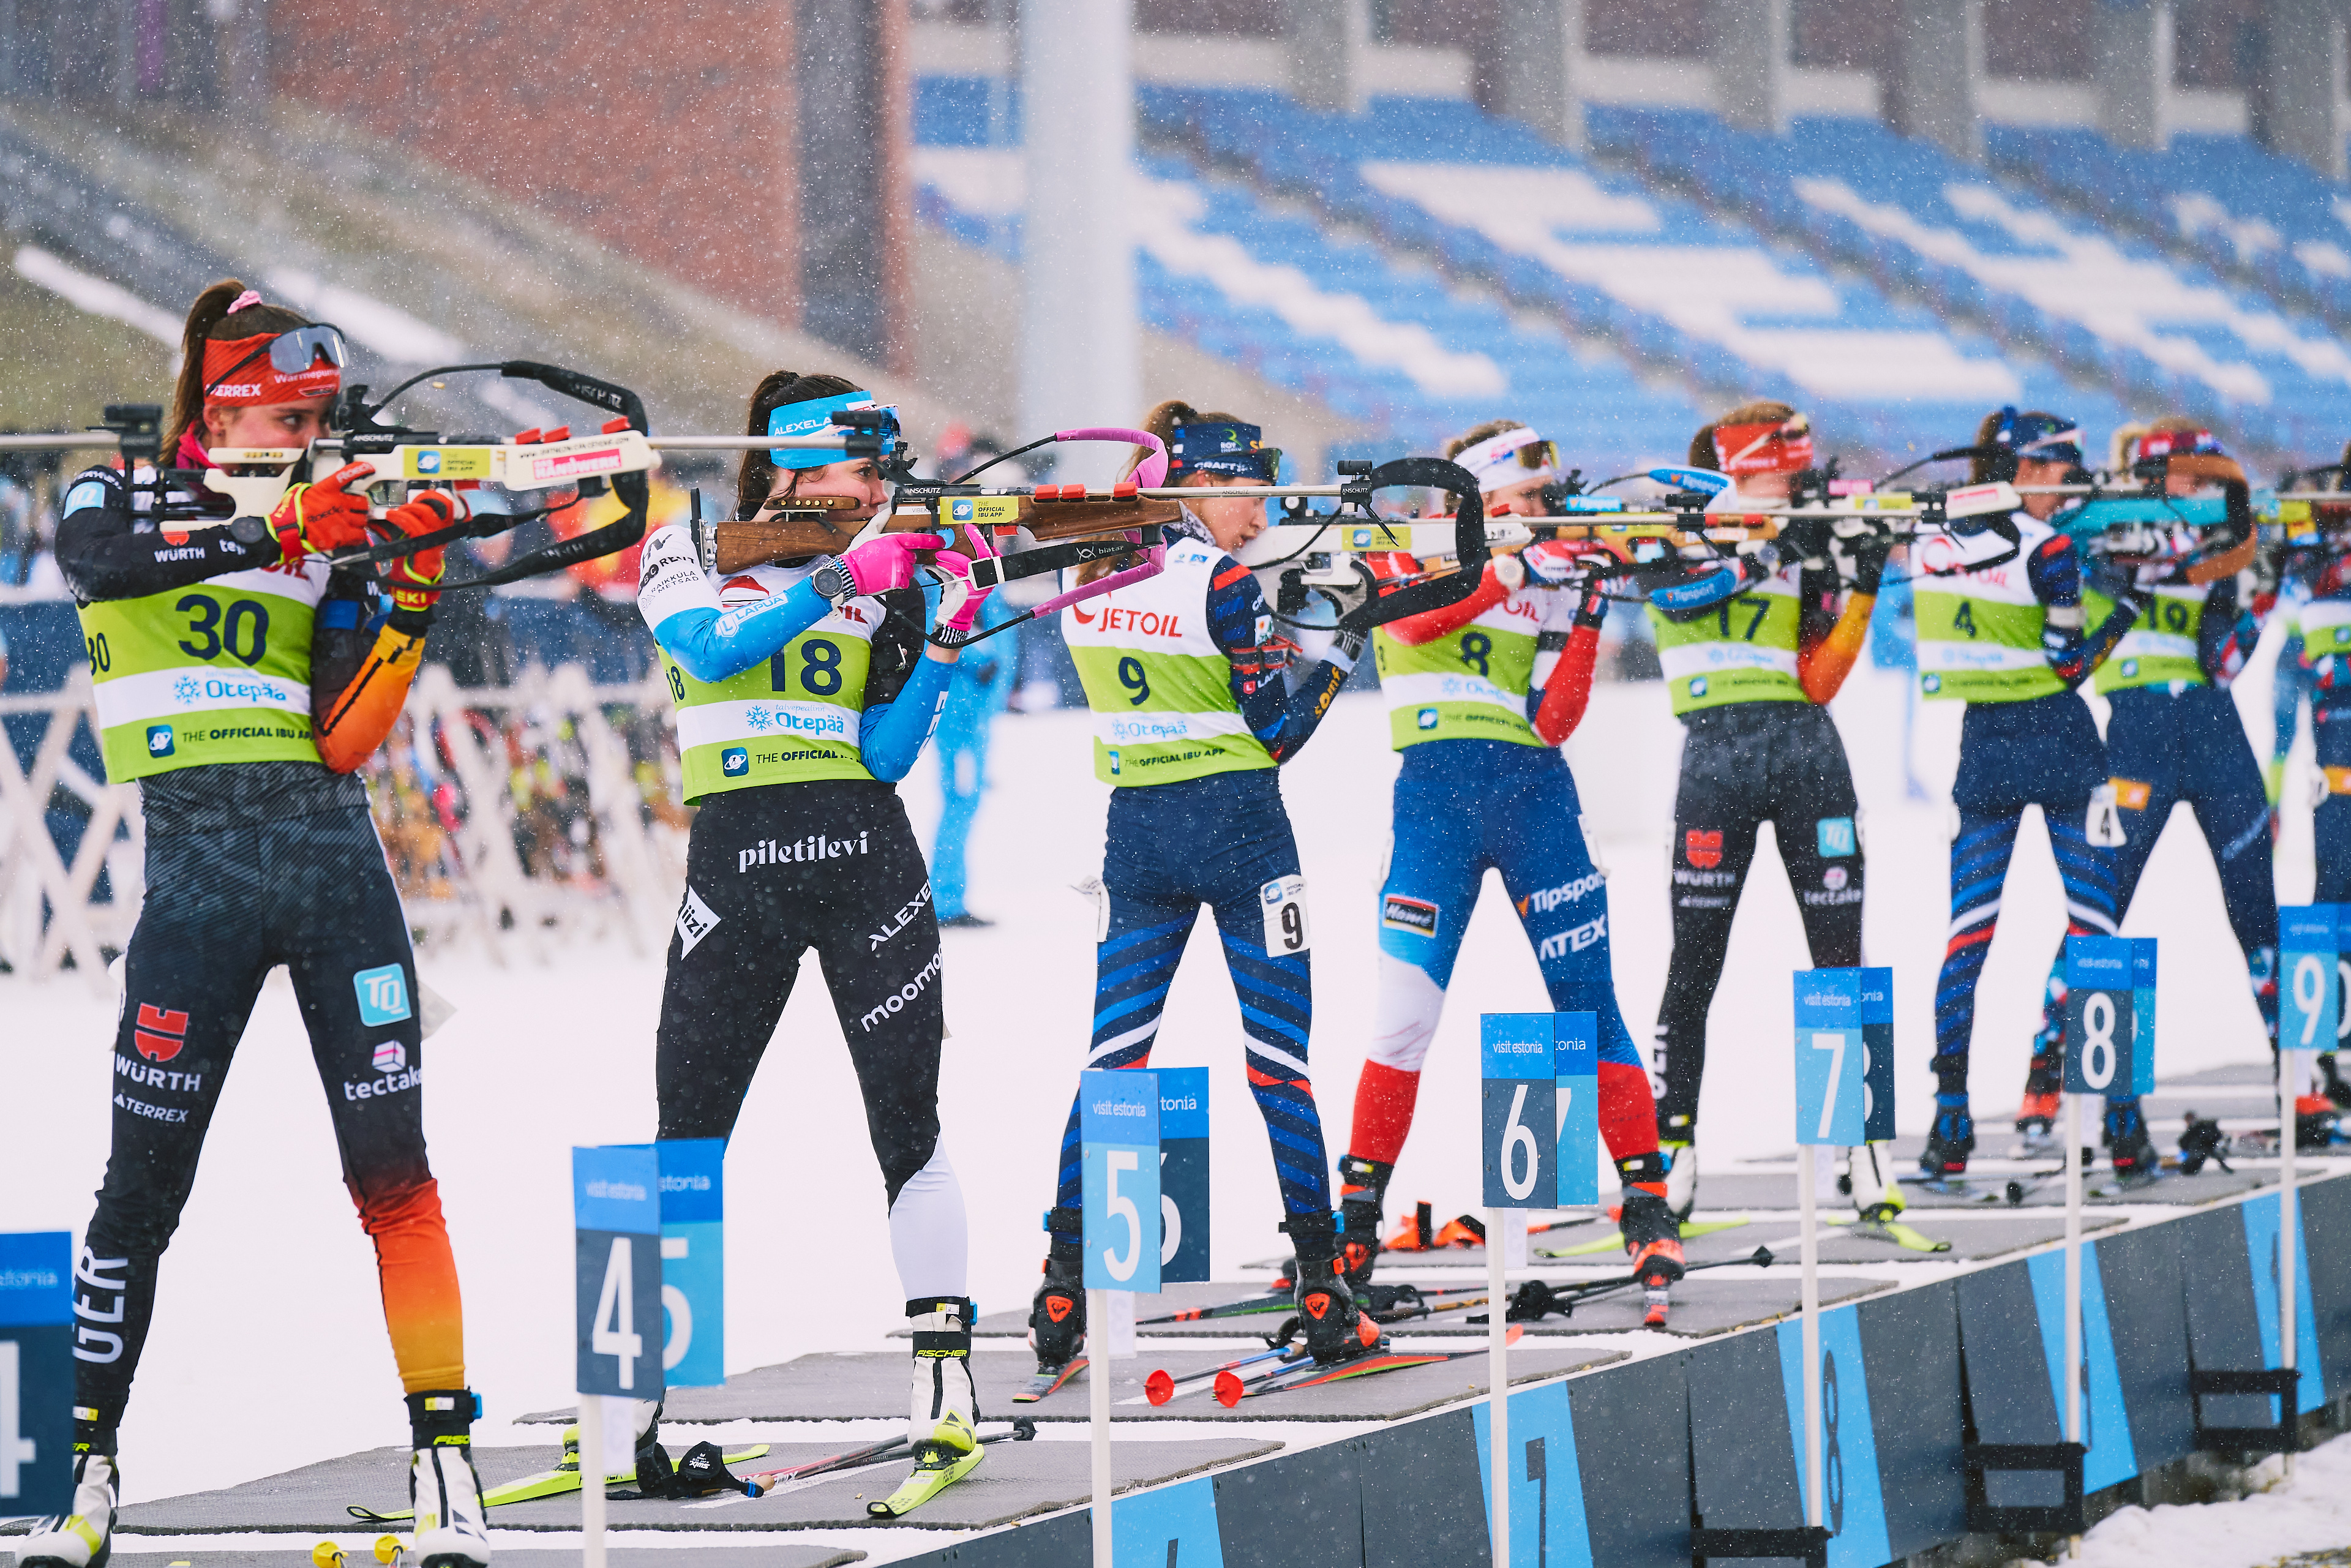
[2069,1434,2351,1567]
[0,651,2315,1521]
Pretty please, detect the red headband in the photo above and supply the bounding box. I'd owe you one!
[1711,419,1814,478]
[201,330,342,408]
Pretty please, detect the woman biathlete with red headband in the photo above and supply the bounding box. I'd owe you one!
[1333,418,1685,1319]
[23,281,483,1568]
[1644,402,1886,1218]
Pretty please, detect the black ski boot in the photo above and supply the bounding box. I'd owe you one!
[1619,1185,1686,1328]
[1919,1098,1975,1182]
[1027,1207,1086,1376]
[1283,1212,1378,1365]
[2104,1098,2161,1182]
[1336,1153,1391,1290]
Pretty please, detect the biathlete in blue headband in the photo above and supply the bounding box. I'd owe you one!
[1025,400,1374,1390]
[636,372,992,1476]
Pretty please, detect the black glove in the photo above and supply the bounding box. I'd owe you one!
[1573,582,1611,629]
[1851,535,1891,596]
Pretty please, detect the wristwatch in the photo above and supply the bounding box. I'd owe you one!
[229,514,269,548]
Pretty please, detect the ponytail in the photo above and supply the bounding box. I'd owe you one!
[161,279,318,460]
[736,369,861,518]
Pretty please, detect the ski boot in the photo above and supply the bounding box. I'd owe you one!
[1619,1187,1686,1327]
[2321,1053,2351,1111]
[407,1389,491,1568]
[1845,1142,1904,1223]
[1662,1139,1698,1223]
[909,1296,981,1452]
[1283,1212,1379,1365]
[14,1447,117,1568]
[1918,1098,1975,1185]
[2012,1089,2062,1158]
[2104,1099,2161,1183]
[1024,1207,1087,1395]
[1336,1153,1391,1289]
[2297,1093,2343,1150]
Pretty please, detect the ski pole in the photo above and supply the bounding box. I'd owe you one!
[1133,1346,1311,1406]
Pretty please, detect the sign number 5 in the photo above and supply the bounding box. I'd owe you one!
[1101,1150,1142,1283]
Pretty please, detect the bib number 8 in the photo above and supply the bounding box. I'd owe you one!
[2080,993,2117,1090]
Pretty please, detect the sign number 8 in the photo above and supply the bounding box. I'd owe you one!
[2080,994,2116,1090]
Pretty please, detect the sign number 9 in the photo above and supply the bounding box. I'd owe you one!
[2293,953,2327,1047]
[2080,994,2116,1090]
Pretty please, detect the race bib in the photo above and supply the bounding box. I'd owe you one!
[2085,785,2127,849]
[1261,876,1311,956]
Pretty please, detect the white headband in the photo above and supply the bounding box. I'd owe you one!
[1457,426,1555,493]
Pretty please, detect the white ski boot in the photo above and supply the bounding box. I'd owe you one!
[1845,1142,1903,1222]
[407,1389,490,1568]
[14,1452,116,1568]
[908,1296,981,1455]
[1662,1140,1699,1222]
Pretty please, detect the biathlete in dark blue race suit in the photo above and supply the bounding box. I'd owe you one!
[2009,419,2290,1146]
[1913,408,2147,1181]
[1026,400,1373,1379]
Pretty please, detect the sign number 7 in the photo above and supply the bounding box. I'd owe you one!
[1811,1032,1846,1142]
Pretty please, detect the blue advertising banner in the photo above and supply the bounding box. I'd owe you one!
[574,1145,664,1399]
[1793,970,1867,1146]
[1081,1070,1161,1293]
[1157,1067,1210,1285]
[1554,1012,1599,1208]
[1482,1014,1556,1209]
[656,1138,724,1389]
[0,1232,73,1516]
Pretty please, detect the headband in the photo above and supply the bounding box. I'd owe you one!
[766,389,891,470]
[200,327,343,407]
[2133,427,2224,463]
[1456,426,1558,492]
[1167,421,1275,482]
[1711,416,1814,478]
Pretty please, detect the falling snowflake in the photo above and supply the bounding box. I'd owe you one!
[173,677,203,705]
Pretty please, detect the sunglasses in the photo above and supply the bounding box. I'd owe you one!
[204,324,351,397]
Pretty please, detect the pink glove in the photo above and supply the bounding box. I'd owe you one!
[834,531,943,596]
[931,550,995,632]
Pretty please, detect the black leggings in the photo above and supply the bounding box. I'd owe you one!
[654,781,947,1205]
[77,804,455,1441]
[1652,703,1864,1135]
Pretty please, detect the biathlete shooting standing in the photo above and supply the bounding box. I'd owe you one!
[1027,404,1374,1389]
[1642,404,1888,1220]
[2009,419,2296,1150]
[23,281,485,1568]
[1916,408,2143,1183]
[639,373,994,1495]
[1333,419,1686,1319]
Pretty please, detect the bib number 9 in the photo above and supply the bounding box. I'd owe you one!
[1260,876,1310,955]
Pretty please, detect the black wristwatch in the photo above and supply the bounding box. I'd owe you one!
[229,514,269,547]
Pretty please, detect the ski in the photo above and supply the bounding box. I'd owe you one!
[1013,1356,1087,1403]
[866,1444,986,1518]
[1231,1340,1501,1404]
[345,1444,771,1522]
[737,1438,904,1497]
[1824,1214,1954,1253]
[1536,1215,1750,1259]
[1138,1281,1481,1327]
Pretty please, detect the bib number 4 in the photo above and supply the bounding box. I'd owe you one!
[1260,876,1310,955]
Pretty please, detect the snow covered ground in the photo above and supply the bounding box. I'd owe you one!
[0,649,2314,1531]
[2071,1431,2351,1568]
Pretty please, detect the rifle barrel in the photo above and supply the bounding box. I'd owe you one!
[0,432,127,451]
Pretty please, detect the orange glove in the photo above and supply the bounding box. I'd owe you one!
[379,490,463,612]
[269,462,374,563]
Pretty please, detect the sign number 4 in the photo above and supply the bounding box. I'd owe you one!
[593,1237,645,1389]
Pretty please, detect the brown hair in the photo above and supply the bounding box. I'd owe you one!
[1444,418,1526,461]
[1689,399,1797,471]
[1969,408,2068,486]
[1083,398,1253,583]
[163,279,318,459]
[735,370,862,518]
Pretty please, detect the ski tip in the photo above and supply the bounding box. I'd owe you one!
[1145,1368,1174,1405]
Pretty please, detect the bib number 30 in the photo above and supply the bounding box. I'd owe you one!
[1260,876,1311,955]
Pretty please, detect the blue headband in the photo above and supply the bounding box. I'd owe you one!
[767,390,894,470]
[1168,421,1275,482]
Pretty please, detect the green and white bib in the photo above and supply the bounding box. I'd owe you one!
[1062,538,1273,786]
[2085,583,2206,692]
[1373,583,1553,748]
[1913,512,2065,703]
[1646,563,1806,715]
[80,558,328,781]
[643,540,888,802]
